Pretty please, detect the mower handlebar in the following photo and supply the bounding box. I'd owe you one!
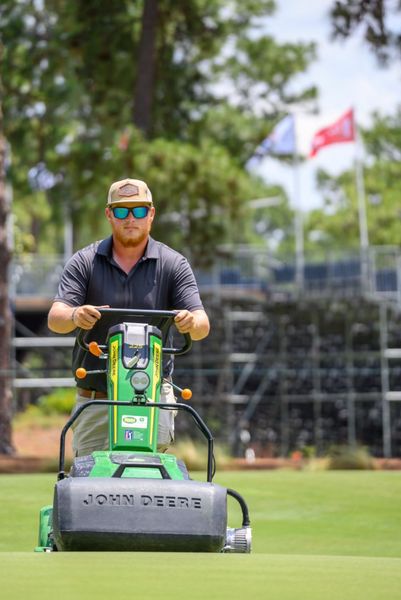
[76,308,192,356]
[58,399,214,482]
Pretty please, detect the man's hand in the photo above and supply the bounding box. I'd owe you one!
[174,309,210,341]
[174,310,195,334]
[48,301,109,334]
[72,305,108,330]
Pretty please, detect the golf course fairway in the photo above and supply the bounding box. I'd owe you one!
[1,470,400,599]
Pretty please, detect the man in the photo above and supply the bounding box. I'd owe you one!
[48,178,210,456]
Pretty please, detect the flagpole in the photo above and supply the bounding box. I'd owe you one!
[246,113,303,288]
[293,117,304,290]
[354,117,369,290]
[309,108,367,288]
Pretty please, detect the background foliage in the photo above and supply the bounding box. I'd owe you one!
[2,1,401,263]
[0,0,319,265]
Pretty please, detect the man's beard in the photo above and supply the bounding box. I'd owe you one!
[113,226,150,247]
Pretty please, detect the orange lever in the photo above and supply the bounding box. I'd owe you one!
[181,388,192,401]
[75,368,87,379]
[89,341,103,357]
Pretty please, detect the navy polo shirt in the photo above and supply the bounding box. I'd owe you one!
[54,236,204,392]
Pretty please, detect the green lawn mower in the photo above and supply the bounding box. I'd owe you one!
[35,308,252,553]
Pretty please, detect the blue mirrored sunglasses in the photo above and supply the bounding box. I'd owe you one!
[111,206,150,219]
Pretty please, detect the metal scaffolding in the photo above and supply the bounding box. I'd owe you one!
[9,246,401,457]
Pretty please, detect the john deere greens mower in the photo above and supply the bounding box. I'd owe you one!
[35,308,251,553]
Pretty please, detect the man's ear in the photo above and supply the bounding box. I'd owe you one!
[105,206,112,223]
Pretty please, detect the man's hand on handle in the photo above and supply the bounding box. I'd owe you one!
[72,305,109,330]
[48,301,109,334]
[174,309,210,341]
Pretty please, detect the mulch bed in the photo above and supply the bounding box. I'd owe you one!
[1,454,401,474]
[4,422,401,473]
[0,455,53,474]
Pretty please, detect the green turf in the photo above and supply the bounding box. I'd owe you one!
[217,470,401,557]
[1,471,401,599]
[1,553,401,600]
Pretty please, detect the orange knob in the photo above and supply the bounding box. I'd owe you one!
[89,341,103,357]
[75,368,87,379]
[181,388,192,401]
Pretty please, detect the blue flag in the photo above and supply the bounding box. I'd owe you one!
[247,115,295,168]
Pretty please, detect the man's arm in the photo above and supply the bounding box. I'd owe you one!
[174,309,210,341]
[48,302,105,334]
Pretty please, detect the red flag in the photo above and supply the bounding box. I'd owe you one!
[309,109,355,157]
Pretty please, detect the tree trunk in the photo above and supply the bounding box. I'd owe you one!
[132,0,159,135]
[0,46,14,455]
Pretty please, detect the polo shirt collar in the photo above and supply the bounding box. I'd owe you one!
[96,236,159,260]
[144,236,159,259]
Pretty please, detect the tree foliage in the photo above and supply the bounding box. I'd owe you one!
[0,0,317,264]
[330,0,401,65]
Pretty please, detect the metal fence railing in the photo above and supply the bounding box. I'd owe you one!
[9,246,401,305]
[10,255,65,298]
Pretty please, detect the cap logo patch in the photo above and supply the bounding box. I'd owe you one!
[118,183,139,197]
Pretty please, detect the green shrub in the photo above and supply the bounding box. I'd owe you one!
[302,445,316,459]
[327,445,375,470]
[13,405,66,429]
[37,388,76,416]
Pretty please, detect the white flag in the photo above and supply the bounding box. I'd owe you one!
[247,114,295,168]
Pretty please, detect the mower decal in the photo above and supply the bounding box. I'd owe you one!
[110,339,119,443]
[82,493,202,509]
[123,430,144,441]
[121,415,148,429]
[149,341,162,444]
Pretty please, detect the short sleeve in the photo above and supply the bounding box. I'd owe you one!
[54,251,92,307]
[170,257,204,312]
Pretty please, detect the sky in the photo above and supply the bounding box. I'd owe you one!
[252,0,401,211]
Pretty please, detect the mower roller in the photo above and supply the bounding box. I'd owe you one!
[35,308,252,553]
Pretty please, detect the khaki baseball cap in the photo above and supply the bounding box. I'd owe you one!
[107,178,153,206]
